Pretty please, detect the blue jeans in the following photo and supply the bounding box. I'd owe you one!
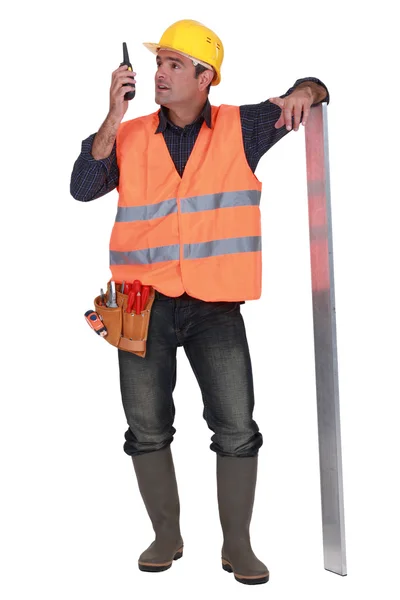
[118,291,263,458]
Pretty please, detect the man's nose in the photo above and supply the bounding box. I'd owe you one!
[156,64,167,78]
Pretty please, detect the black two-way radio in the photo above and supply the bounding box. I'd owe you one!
[120,42,135,100]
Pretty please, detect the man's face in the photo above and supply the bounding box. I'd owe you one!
[154,49,205,106]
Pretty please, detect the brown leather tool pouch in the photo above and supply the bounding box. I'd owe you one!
[94,283,156,358]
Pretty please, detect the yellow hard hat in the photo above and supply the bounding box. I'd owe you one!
[143,19,224,86]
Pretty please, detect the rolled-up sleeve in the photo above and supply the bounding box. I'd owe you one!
[281,77,329,105]
[70,134,119,202]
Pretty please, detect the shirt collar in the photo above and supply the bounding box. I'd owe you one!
[155,99,212,133]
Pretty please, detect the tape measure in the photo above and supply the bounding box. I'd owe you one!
[84,310,108,337]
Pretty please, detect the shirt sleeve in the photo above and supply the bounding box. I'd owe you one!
[240,77,330,172]
[70,133,119,202]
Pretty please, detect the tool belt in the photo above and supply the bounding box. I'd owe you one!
[93,282,156,358]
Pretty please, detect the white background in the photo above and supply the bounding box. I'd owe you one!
[2,0,399,598]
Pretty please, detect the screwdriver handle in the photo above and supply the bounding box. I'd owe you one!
[141,286,150,311]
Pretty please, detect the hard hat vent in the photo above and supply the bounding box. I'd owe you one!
[206,37,211,43]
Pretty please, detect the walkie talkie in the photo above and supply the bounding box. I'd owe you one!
[120,42,135,100]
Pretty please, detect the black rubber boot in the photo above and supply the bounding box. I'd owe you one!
[217,455,269,585]
[132,446,183,572]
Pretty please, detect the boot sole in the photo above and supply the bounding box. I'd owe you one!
[138,548,183,572]
[222,559,269,585]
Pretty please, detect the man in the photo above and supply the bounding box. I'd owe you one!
[70,19,329,585]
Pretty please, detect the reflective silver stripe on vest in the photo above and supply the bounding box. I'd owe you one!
[116,198,177,222]
[110,236,261,265]
[110,244,180,265]
[180,190,261,213]
[184,236,261,260]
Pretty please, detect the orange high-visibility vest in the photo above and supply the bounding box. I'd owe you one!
[110,105,262,302]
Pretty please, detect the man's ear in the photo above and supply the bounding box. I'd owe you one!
[199,69,214,91]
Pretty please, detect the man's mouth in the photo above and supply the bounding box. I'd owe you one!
[157,84,170,91]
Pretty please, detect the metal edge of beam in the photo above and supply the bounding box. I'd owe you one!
[306,103,347,576]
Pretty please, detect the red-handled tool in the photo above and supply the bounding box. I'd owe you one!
[126,290,135,313]
[140,286,150,312]
[133,280,142,314]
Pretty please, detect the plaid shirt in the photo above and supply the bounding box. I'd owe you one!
[70,77,329,201]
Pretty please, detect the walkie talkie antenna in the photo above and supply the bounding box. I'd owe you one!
[123,42,130,65]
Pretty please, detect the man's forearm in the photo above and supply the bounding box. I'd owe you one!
[295,81,328,105]
[92,115,120,160]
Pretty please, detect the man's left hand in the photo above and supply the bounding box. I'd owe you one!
[269,88,313,131]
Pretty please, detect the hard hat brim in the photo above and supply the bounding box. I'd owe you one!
[143,42,162,55]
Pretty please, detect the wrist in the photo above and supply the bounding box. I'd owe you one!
[295,82,326,104]
[294,84,313,99]
[105,112,122,129]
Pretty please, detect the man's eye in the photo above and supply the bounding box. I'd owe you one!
[172,63,179,69]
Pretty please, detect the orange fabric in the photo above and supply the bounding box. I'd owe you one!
[110,215,179,251]
[110,105,263,301]
[181,206,261,244]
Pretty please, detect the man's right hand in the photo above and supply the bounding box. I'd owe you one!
[108,65,136,123]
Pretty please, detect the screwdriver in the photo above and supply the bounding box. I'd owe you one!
[120,42,136,101]
[126,290,136,313]
[141,286,150,312]
[133,280,142,314]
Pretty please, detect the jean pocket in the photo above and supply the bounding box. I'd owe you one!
[213,301,240,314]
